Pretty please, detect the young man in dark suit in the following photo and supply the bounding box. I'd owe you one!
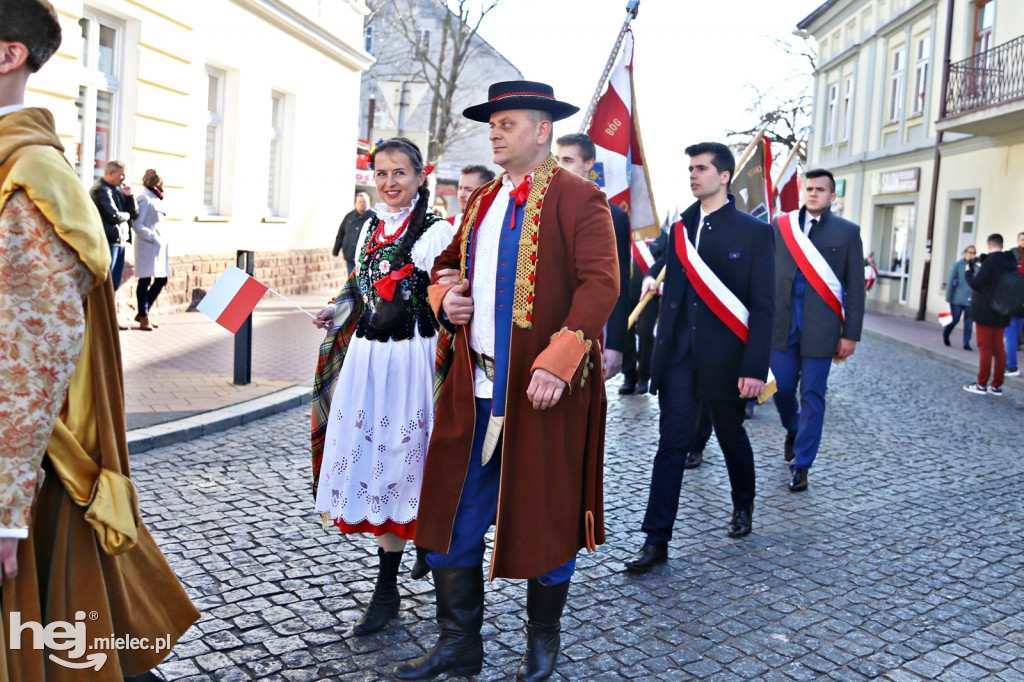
[770,169,865,492]
[626,142,775,572]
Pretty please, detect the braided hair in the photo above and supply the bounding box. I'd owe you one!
[370,137,433,268]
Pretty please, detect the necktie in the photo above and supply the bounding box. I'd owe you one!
[806,218,818,238]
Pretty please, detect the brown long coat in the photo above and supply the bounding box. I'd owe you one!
[417,157,618,580]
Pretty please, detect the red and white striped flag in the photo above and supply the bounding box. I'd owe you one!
[197,265,269,333]
[587,29,658,237]
[631,238,656,274]
[774,157,801,215]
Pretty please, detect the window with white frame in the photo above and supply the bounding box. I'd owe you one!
[75,14,121,183]
[364,25,373,53]
[912,34,930,116]
[825,82,839,145]
[887,47,906,122]
[204,67,225,214]
[267,92,285,216]
[417,29,431,52]
[841,75,854,141]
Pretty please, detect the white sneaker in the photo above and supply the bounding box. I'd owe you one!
[988,385,1003,396]
[963,382,988,395]
[1004,369,1020,377]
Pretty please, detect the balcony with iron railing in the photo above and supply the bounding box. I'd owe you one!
[938,34,1024,135]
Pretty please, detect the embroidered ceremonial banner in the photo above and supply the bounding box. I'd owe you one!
[777,210,845,321]
[586,29,659,238]
[733,138,773,222]
[774,155,800,214]
[196,265,268,333]
[631,238,655,274]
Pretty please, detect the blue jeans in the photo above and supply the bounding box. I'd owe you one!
[110,245,125,290]
[1006,317,1024,370]
[425,398,575,586]
[945,304,972,348]
[771,343,834,471]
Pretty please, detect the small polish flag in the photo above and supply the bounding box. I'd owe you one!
[631,239,656,274]
[197,265,269,333]
[938,311,953,327]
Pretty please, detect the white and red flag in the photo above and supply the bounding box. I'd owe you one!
[631,238,656,274]
[587,29,659,238]
[774,157,801,214]
[197,265,269,333]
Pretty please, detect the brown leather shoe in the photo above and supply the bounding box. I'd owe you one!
[135,312,158,328]
[137,315,154,331]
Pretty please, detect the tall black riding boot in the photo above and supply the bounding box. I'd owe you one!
[516,578,570,682]
[392,565,484,681]
[352,547,402,635]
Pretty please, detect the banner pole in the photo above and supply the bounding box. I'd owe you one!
[578,1,640,134]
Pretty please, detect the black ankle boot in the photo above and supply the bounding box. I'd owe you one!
[516,578,570,682]
[352,547,402,635]
[409,546,430,580]
[392,565,484,681]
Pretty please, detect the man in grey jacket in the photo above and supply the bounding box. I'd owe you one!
[89,159,136,290]
[770,169,865,492]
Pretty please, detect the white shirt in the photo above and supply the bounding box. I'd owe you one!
[695,207,711,251]
[468,173,524,398]
[0,103,26,117]
[803,211,821,237]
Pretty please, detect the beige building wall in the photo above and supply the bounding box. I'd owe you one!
[26,0,372,314]
[800,0,1024,320]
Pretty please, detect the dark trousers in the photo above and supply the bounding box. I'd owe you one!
[425,398,574,585]
[690,400,713,453]
[641,355,756,546]
[136,276,167,317]
[944,304,972,347]
[622,297,657,384]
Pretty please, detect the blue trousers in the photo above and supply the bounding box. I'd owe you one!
[945,304,973,348]
[771,343,834,471]
[425,398,575,586]
[110,245,125,290]
[1005,317,1024,370]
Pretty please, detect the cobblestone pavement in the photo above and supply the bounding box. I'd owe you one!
[135,333,1024,681]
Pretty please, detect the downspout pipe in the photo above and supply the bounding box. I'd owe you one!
[917,0,956,320]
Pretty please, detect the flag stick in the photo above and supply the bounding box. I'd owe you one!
[266,287,317,319]
[627,128,766,330]
[578,1,641,133]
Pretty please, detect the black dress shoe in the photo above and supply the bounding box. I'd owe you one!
[683,450,703,469]
[618,382,636,395]
[727,503,753,538]
[624,543,667,572]
[789,467,808,492]
[964,345,973,351]
[943,335,951,347]
[744,400,755,420]
[635,380,649,394]
[784,432,796,462]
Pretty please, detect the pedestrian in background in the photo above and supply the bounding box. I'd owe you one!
[312,138,455,636]
[90,158,136,292]
[333,191,374,275]
[133,168,169,331]
[447,163,494,227]
[964,233,1017,396]
[621,231,666,394]
[1003,231,1024,376]
[944,245,976,350]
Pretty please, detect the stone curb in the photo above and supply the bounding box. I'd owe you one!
[863,326,977,373]
[127,385,313,454]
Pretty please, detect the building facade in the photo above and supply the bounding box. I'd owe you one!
[798,0,1024,318]
[27,0,373,315]
[359,0,521,214]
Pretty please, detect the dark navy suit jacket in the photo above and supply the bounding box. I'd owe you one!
[648,196,775,400]
[604,203,632,353]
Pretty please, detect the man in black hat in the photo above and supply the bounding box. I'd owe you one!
[394,81,619,682]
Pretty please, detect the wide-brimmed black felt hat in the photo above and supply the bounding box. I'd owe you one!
[463,80,580,123]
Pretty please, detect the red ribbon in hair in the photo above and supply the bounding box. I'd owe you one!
[373,263,415,301]
[424,164,435,176]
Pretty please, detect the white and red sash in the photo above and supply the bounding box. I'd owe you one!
[777,210,845,321]
[631,238,655,274]
[673,221,751,343]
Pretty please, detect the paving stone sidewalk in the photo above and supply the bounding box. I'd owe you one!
[130,331,1024,681]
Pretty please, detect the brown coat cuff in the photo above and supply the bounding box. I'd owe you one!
[531,328,593,388]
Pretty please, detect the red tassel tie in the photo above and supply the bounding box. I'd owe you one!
[373,263,415,301]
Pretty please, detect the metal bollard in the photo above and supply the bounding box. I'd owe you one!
[234,250,255,385]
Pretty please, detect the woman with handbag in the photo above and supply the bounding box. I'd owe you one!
[310,138,456,635]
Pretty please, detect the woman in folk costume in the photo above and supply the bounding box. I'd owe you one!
[311,137,455,635]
